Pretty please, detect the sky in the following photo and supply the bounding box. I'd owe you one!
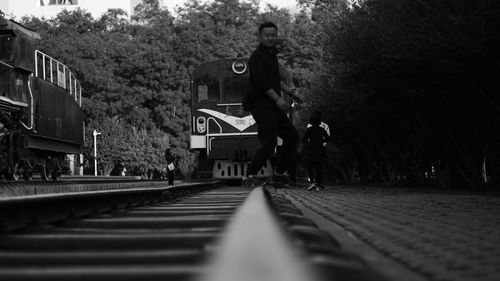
[161,0,298,13]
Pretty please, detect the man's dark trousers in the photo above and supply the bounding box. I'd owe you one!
[247,107,299,176]
[167,169,174,186]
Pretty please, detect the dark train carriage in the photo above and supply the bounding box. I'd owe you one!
[0,18,38,109]
[29,50,83,154]
[0,16,84,180]
[190,57,291,179]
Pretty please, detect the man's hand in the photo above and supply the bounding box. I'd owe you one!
[290,89,303,102]
[276,97,290,112]
[281,85,303,102]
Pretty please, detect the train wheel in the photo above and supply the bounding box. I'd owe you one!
[39,159,49,181]
[51,170,60,181]
[5,162,20,181]
[23,169,33,181]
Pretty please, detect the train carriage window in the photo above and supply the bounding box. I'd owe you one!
[223,76,249,103]
[195,75,219,102]
[0,34,14,62]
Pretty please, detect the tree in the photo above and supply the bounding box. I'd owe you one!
[308,0,500,188]
[19,1,328,179]
[84,117,171,177]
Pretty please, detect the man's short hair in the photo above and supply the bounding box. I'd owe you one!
[259,22,278,34]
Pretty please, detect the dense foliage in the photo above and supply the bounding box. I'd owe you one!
[19,0,320,178]
[16,0,499,188]
[304,0,500,188]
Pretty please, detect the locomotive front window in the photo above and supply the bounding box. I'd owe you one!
[194,76,219,102]
[222,76,249,103]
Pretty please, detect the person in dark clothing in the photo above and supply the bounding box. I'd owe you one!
[303,113,331,191]
[165,148,176,186]
[243,21,302,187]
[306,111,331,183]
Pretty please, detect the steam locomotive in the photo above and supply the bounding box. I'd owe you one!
[190,57,291,179]
[0,16,84,180]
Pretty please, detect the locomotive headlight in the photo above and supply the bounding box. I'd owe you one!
[232,60,247,75]
[196,116,206,134]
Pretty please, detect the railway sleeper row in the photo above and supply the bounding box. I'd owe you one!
[0,183,388,281]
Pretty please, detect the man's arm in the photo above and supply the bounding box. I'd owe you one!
[264,88,289,112]
[279,67,303,101]
[282,83,303,102]
[249,55,289,112]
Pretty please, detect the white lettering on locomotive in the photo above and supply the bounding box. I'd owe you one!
[197,108,255,132]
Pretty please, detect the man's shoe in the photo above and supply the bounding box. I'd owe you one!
[272,172,290,183]
[242,175,259,188]
[268,172,291,188]
[307,183,317,191]
[314,184,324,191]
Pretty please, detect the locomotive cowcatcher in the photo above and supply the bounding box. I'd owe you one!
[190,57,291,179]
[0,16,84,180]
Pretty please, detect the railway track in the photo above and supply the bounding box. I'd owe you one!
[0,178,194,198]
[0,182,388,281]
[0,176,145,190]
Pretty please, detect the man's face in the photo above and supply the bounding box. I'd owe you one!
[259,27,278,47]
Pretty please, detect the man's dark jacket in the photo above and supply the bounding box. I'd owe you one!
[247,44,282,111]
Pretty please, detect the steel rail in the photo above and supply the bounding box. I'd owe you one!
[0,185,247,281]
[0,182,220,232]
[200,186,318,281]
[0,183,389,281]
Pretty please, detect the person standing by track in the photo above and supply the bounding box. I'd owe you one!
[306,111,331,183]
[242,21,302,187]
[303,112,331,191]
[307,111,330,142]
[165,148,176,186]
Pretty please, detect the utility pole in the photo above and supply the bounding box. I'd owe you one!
[93,129,102,176]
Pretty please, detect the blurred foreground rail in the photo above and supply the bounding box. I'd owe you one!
[0,182,387,281]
